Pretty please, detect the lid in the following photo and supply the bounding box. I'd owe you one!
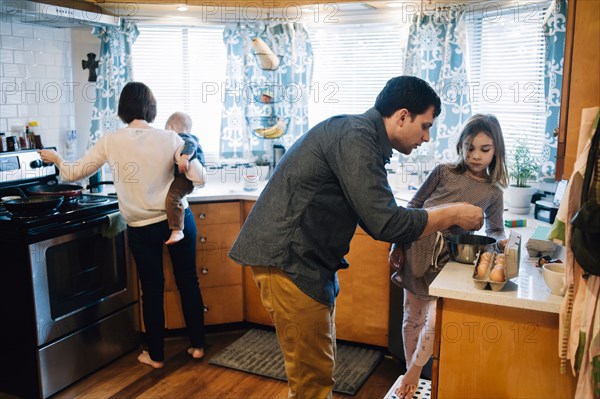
[504,231,521,279]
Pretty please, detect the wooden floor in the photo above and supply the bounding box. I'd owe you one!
[46,328,405,399]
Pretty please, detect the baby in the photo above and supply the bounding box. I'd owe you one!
[165,112,205,244]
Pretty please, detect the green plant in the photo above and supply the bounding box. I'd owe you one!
[509,142,539,187]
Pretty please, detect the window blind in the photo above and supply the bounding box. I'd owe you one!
[466,1,551,159]
[132,26,226,155]
[308,22,408,127]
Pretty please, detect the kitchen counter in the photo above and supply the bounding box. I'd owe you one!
[186,181,267,202]
[430,214,564,313]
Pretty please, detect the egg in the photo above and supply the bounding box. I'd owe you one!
[477,260,490,278]
[489,265,505,282]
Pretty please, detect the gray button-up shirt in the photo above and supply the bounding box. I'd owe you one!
[229,108,428,305]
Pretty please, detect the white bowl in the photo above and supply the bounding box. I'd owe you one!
[542,263,566,296]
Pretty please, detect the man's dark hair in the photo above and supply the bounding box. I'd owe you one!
[374,76,441,118]
[117,81,157,124]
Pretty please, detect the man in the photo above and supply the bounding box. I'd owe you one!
[228,76,483,398]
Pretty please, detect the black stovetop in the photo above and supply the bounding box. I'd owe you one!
[0,194,119,231]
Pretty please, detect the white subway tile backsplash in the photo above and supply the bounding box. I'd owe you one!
[45,65,65,79]
[34,51,55,65]
[33,26,54,40]
[23,37,44,52]
[0,104,18,118]
[1,22,77,156]
[0,21,11,36]
[43,38,65,53]
[25,64,46,78]
[2,35,23,50]
[3,63,26,77]
[0,49,13,63]
[14,50,35,64]
[10,23,33,38]
[52,29,66,42]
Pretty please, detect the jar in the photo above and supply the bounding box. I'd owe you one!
[0,133,7,152]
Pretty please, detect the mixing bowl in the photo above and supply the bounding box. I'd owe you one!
[447,234,497,264]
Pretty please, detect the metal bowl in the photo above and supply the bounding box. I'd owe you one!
[447,234,497,264]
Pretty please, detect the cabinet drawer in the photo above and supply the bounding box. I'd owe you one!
[197,257,242,288]
[164,285,243,328]
[203,285,243,325]
[191,202,240,226]
[197,223,240,252]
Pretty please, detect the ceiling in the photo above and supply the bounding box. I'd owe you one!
[85,0,501,23]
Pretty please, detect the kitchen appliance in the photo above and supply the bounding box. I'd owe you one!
[272,144,285,170]
[0,0,120,28]
[0,149,139,399]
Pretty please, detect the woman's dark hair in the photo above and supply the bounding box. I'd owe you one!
[374,76,441,119]
[117,81,157,124]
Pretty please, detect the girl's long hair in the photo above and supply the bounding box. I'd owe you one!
[452,114,509,188]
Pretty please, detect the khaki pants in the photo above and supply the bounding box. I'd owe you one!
[251,266,336,399]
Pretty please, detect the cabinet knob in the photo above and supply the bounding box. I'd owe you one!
[198,213,206,220]
[204,305,209,313]
[201,267,208,275]
[199,235,207,243]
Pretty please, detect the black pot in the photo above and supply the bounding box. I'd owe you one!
[3,195,64,215]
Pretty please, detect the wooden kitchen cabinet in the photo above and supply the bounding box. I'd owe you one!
[557,0,600,179]
[163,201,243,328]
[242,200,391,346]
[433,299,576,398]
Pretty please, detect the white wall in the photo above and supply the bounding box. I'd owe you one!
[0,20,77,155]
[69,27,99,158]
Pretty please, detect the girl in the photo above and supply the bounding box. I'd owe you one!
[390,114,509,398]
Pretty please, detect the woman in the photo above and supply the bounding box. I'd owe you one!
[40,81,206,368]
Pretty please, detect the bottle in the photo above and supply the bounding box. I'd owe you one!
[28,121,40,149]
[0,133,7,152]
[20,126,29,149]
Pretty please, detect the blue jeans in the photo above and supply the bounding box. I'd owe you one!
[128,207,205,361]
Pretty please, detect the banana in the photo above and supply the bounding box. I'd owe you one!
[253,118,287,139]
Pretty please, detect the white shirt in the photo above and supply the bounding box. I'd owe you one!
[57,127,205,227]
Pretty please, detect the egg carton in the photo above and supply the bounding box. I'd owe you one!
[472,231,521,291]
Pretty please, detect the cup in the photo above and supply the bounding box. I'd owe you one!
[244,175,259,191]
[542,262,566,296]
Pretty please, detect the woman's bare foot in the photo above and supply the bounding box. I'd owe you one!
[137,350,164,369]
[394,365,421,398]
[165,230,184,245]
[187,347,204,359]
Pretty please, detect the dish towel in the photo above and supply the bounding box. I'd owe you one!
[101,211,127,238]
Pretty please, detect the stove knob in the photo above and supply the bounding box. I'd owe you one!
[30,160,52,168]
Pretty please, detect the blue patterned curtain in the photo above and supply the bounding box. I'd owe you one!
[221,22,313,159]
[403,8,470,163]
[541,0,567,178]
[89,20,139,146]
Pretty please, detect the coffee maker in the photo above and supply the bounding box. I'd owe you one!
[272,144,285,170]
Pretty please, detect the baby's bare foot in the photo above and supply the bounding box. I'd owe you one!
[165,230,184,245]
[137,350,164,369]
[187,347,205,359]
[394,367,421,398]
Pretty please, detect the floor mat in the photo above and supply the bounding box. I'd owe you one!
[208,329,383,395]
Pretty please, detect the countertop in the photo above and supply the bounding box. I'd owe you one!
[186,180,564,314]
[430,215,565,314]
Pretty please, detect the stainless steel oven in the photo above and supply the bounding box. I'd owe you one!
[0,150,139,399]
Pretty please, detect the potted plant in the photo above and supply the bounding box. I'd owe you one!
[506,141,539,214]
[253,155,271,180]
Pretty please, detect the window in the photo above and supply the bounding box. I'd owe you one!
[308,22,409,127]
[465,1,551,158]
[132,26,226,155]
